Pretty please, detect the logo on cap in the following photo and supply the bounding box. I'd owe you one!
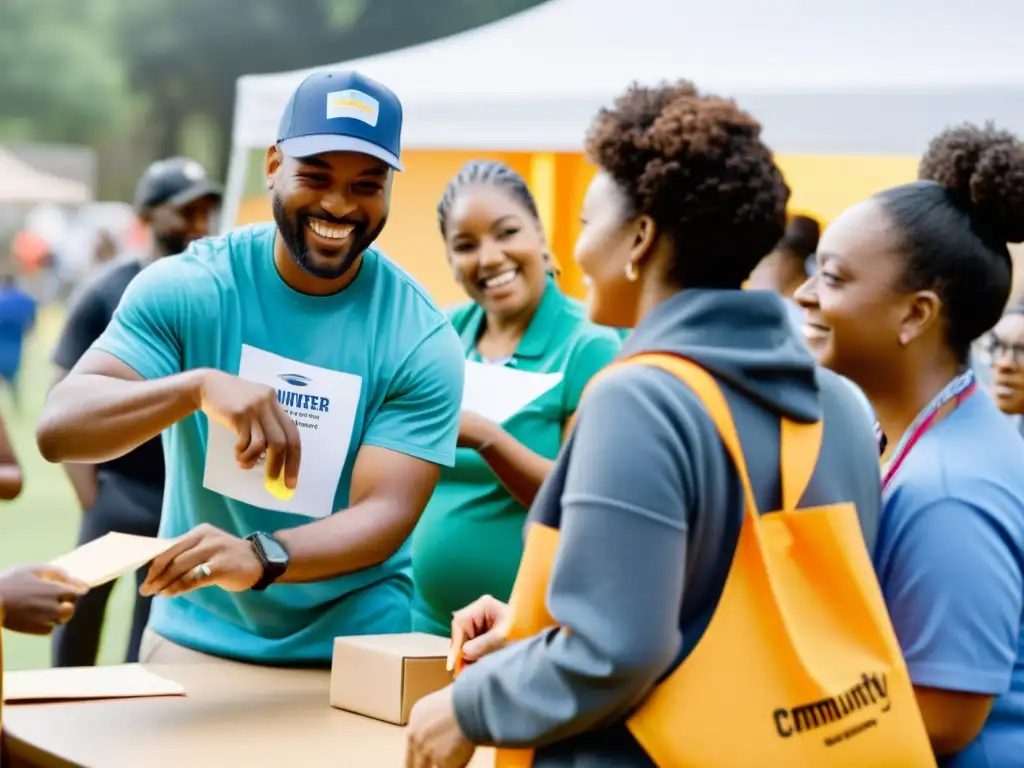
[326,90,380,127]
[181,160,206,181]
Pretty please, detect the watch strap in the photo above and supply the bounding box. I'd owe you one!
[247,532,287,591]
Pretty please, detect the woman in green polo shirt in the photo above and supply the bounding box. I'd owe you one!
[410,160,622,636]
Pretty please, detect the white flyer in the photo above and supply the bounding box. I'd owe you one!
[202,345,363,518]
[461,360,563,425]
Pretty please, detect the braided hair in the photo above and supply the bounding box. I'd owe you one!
[437,160,540,238]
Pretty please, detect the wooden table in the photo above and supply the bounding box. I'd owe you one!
[2,662,495,767]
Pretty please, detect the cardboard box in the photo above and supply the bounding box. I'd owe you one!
[330,633,453,725]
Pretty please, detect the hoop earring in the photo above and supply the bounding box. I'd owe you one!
[624,261,638,282]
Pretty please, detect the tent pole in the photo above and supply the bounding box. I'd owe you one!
[219,145,251,235]
[529,152,557,269]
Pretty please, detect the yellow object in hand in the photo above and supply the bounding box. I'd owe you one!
[264,466,295,501]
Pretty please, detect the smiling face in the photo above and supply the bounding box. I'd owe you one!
[266,146,390,281]
[987,313,1024,413]
[574,172,649,328]
[794,199,923,381]
[444,184,548,320]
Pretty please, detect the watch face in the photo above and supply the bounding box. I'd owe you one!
[257,533,289,565]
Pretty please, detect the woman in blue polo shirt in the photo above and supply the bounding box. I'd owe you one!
[410,160,621,636]
[796,123,1024,766]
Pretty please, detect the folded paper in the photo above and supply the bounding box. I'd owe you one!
[50,532,176,588]
[3,664,185,702]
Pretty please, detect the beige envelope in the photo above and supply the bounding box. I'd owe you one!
[4,664,185,702]
[49,532,178,588]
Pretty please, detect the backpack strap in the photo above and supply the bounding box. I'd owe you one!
[780,418,824,512]
[590,353,823,516]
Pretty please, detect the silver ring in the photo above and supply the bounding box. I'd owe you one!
[192,563,212,580]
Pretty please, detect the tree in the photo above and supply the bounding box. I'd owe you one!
[114,0,547,175]
[0,0,132,144]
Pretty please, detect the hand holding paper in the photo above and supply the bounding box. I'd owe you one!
[140,523,262,597]
[50,532,177,589]
[0,565,88,635]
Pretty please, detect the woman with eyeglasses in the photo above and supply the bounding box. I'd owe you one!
[796,123,1024,766]
[985,305,1024,427]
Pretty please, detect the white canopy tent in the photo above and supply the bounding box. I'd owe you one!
[0,148,91,205]
[225,0,1024,227]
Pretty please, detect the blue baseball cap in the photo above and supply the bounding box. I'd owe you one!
[276,70,403,171]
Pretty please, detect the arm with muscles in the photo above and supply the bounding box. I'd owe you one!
[50,287,114,506]
[461,332,622,508]
[38,260,196,464]
[144,322,465,595]
[881,498,1023,757]
[49,279,119,508]
[38,259,299,476]
[407,368,699,762]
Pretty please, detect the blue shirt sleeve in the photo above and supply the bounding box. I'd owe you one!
[90,259,185,380]
[880,498,1023,695]
[361,321,464,468]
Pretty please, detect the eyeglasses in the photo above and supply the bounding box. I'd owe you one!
[984,333,1024,366]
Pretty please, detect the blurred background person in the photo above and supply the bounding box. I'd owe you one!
[796,123,1024,764]
[48,156,221,668]
[985,303,1024,435]
[92,230,118,267]
[0,269,37,408]
[747,213,821,328]
[411,160,620,637]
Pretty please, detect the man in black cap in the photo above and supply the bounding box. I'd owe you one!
[50,156,221,667]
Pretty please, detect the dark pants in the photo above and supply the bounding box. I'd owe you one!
[52,473,162,667]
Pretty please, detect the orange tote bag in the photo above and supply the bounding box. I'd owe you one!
[495,352,935,767]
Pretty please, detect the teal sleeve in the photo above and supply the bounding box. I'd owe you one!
[90,258,185,380]
[562,329,622,417]
[362,321,465,467]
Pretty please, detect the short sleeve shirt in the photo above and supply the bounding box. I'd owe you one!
[411,279,622,635]
[92,223,465,664]
[874,393,1024,766]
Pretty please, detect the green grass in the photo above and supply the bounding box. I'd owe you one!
[0,305,133,670]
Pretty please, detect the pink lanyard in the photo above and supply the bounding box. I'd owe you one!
[880,371,977,493]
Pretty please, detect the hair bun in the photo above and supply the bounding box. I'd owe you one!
[918,122,1024,244]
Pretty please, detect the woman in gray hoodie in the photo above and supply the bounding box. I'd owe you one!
[405,80,883,768]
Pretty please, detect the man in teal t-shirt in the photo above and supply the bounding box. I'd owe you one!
[36,70,464,666]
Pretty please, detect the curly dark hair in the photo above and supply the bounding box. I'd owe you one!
[584,80,790,289]
[876,122,1024,361]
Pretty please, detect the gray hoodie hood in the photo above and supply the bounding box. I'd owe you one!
[621,288,821,423]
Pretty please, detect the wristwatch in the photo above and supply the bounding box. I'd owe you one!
[246,531,290,591]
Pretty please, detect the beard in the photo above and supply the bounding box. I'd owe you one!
[272,194,385,280]
[155,231,188,257]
